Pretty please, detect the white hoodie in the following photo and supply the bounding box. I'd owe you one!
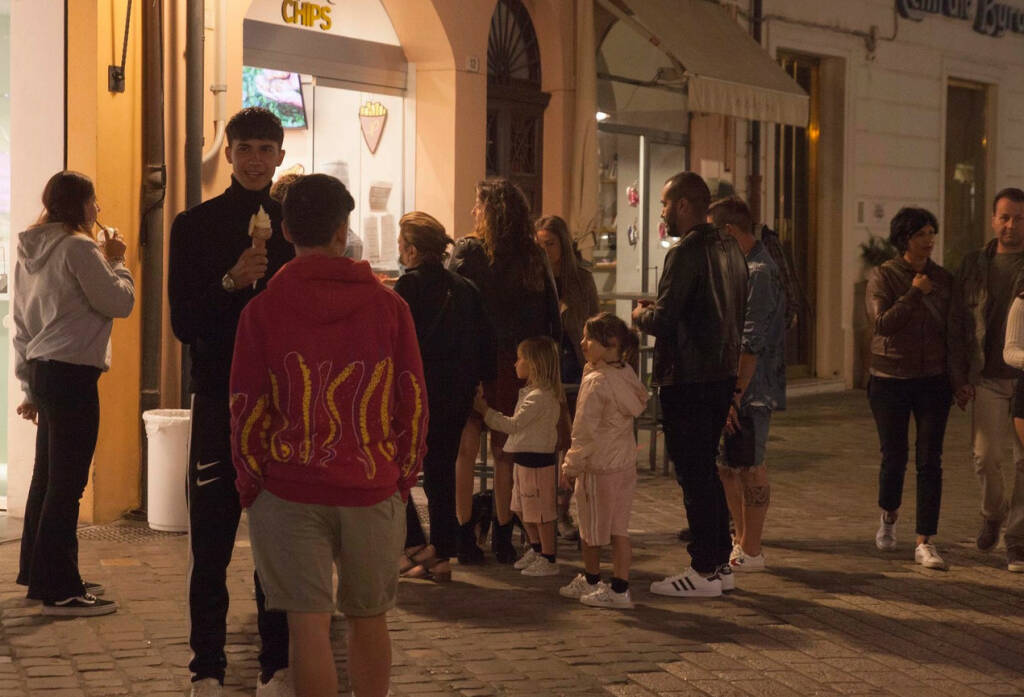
[13,223,135,401]
[563,362,648,476]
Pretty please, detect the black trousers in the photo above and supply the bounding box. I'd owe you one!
[18,360,101,601]
[186,393,288,683]
[405,411,464,559]
[868,375,952,537]
[660,379,734,574]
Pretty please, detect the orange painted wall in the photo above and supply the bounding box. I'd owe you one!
[66,0,144,522]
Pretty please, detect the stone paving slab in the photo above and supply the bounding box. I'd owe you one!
[1,391,1023,696]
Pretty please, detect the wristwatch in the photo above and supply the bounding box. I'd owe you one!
[221,272,236,292]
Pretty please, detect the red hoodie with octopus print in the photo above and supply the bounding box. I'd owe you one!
[229,254,427,508]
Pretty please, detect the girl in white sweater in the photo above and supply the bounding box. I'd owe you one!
[560,313,648,608]
[475,337,564,576]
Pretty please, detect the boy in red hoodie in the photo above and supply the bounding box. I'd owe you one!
[230,174,427,697]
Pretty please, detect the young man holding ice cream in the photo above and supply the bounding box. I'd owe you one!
[169,107,294,697]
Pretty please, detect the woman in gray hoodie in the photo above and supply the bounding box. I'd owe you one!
[13,171,135,617]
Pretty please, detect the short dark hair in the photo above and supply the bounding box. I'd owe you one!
[993,187,1024,213]
[889,207,938,253]
[664,172,711,215]
[282,174,355,248]
[226,107,284,147]
[708,197,753,235]
[40,170,95,233]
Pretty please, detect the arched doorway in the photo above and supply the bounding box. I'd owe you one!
[486,0,549,213]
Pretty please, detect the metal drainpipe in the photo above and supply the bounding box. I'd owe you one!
[182,0,204,407]
[749,0,763,225]
[139,0,167,512]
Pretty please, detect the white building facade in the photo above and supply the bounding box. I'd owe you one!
[731,0,1024,386]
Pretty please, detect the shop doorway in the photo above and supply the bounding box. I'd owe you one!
[486,0,549,213]
[773,52,820,378]
[944,79,990,272]
[595,124,686,320]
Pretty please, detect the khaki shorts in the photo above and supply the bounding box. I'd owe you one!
[511,464,558,523]
[247,490,405,616]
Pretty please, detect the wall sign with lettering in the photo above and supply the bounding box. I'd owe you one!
[897,0,1024,37]
[281,0,334,32]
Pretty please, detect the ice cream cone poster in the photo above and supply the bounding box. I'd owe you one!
[359,101,388,155]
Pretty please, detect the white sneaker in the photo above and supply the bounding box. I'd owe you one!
[714,563,736,591]
[521,556,560,576]
[190,678,222,697]
[649,568,722,598]
[876,513,896,551]
[514,548,539,570]
[914,543,947,570]
[729,542,742,562]
[580,585,634,609]
[559,573,603,599]
[730,549,766,572]
[256,669,294,697]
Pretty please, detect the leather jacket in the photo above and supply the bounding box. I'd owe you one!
[635,223,748,385]
[866,256,952,378]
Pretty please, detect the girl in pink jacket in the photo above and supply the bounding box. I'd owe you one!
[560,313,648,609]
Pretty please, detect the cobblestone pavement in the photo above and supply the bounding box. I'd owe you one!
[2,390,1023,697]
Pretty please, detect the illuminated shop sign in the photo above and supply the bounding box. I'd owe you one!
[896,0,1024,37]
[281,0,334,31]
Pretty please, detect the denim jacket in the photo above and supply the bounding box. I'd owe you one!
[741,241,787,411]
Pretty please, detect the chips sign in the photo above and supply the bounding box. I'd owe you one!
[896,0,1024,37]
[281,0,333,32]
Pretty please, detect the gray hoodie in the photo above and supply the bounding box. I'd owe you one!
[13,223,135,402]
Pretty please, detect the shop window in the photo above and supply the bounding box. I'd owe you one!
[254,72,406,271]
[486,0,549,214]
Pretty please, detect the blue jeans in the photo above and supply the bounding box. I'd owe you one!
[660,379,734,574]
[868,374,952,537]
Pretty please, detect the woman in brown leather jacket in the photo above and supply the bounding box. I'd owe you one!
[866,207,954,570]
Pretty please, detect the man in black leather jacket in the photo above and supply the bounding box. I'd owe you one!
[632,172,748,598]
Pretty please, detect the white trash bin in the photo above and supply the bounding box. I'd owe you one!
[142,409,191,532]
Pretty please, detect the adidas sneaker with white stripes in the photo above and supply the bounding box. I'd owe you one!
[649,568,723,598]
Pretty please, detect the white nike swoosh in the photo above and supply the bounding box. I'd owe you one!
[196,461,220,471]
[196,477,221,487]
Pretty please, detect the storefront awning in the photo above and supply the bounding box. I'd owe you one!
[244,20,407,93]
[600,0,808,127]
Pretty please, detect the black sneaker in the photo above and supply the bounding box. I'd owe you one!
[42,595,118,617]
[84,582,105,596]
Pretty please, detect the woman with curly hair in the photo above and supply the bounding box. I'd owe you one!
[449,178,560,564]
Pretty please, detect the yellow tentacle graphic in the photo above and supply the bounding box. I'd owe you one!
[377,359,397,460]
[240,395,269,479]
[401,373,424,478]
[325,362,357,449]
[359,359,388,480]
[295,354,313,464]
[268,372,293,461]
